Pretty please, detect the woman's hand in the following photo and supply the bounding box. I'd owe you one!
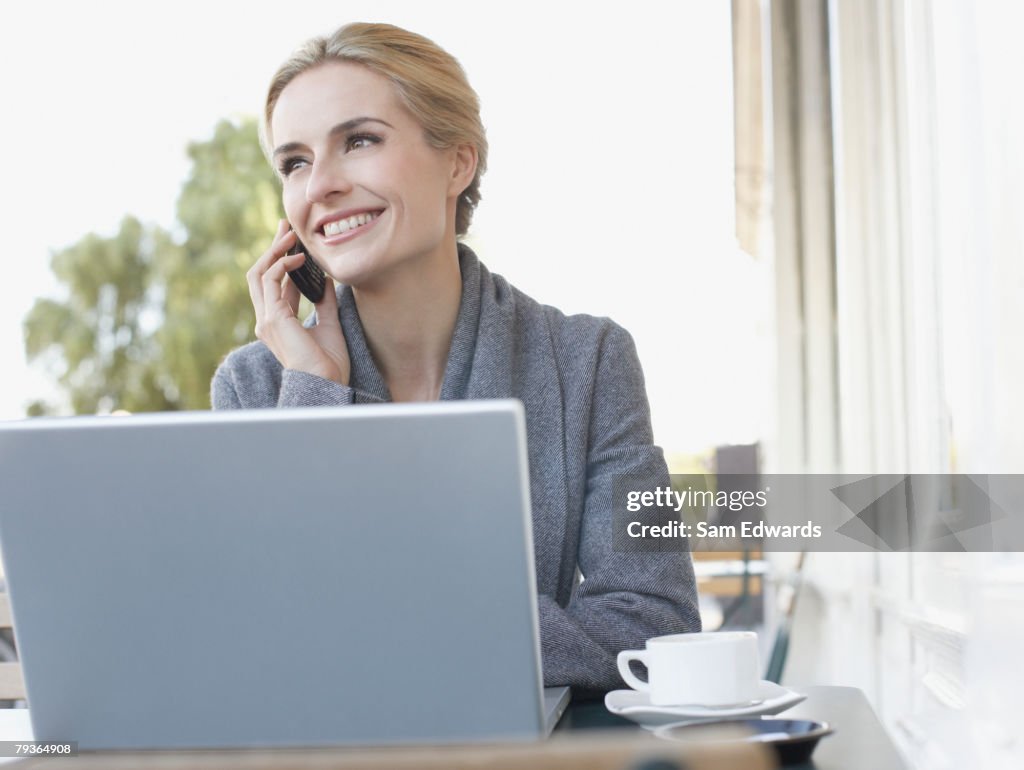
[247,220,351,386]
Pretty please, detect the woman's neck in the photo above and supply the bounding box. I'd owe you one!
[351,245,463,402]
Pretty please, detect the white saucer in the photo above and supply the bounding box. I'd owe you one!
[604,680,806,729]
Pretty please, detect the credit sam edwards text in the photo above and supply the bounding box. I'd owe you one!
[624,485,822,540]
[625,519,823,539]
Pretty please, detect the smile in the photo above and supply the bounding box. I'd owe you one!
[321,211,383,236]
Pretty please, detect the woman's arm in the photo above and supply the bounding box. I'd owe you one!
[539,323,701,695]
[210,345,384,410]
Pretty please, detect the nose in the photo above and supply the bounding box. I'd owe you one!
[304,156,351,204]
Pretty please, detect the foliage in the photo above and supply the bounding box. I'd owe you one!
[23,119,282,414]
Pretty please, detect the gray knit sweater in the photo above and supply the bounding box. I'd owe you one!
[211,243,700,694]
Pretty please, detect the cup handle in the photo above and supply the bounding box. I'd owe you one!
[616,650,651,692]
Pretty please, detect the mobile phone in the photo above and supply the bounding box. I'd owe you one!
[286,235,327,304]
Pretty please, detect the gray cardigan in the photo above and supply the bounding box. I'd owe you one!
[211,243,701,694]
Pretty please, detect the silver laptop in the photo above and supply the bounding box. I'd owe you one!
[0,400,569,750]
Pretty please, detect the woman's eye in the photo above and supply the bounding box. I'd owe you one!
[347,133,380,151]
[278,157,307,178]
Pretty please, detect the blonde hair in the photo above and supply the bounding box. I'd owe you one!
[263,22,488,237]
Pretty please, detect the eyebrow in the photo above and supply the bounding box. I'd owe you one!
[272,117,394,157]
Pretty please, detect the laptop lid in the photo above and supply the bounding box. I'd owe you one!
[0,400,558,749]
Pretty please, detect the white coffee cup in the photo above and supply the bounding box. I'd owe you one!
[616,631,760,706]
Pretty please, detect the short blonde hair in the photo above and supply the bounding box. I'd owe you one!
[263,22,488,237]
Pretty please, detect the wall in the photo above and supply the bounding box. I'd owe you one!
[762,2,1024,768]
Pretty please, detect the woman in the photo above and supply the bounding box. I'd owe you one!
[211,22,700,694]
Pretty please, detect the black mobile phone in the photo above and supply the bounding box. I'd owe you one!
[286,235,327,304]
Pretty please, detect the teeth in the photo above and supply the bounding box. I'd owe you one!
[324,211,380,236]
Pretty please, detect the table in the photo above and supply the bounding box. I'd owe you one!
[0,686,904,769]
[559,685,908,770]
[0,708,769,770]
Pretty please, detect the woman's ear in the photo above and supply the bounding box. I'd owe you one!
[448,143,478,195]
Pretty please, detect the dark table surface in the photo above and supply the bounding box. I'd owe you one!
[556,685,908,770]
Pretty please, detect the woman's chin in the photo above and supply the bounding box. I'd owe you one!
[322,252,427,292]
[322,258,391,292]
[317,248,376,286]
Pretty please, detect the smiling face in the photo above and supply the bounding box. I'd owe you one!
[270,61,472,288]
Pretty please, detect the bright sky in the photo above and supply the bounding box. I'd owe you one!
[0,0,769,454]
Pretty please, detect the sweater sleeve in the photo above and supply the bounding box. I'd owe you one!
[210,345,385,410]
[538,324,701,695]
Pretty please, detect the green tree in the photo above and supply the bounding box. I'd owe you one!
[23,118,282,415]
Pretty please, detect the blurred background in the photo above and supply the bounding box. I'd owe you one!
[1,1,1023,767]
